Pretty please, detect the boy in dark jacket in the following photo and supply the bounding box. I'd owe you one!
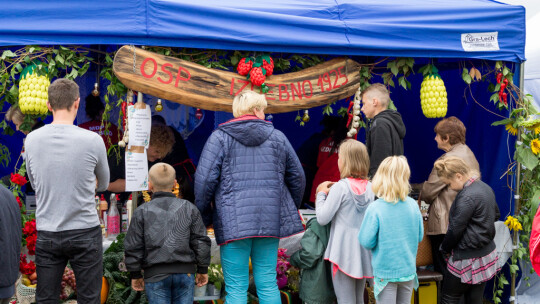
[125,163,211,303]
[361,83,406,177]
[290,218,336,304]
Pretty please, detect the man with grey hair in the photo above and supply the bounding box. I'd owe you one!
[25,78,110,304]
[361,83,406,177]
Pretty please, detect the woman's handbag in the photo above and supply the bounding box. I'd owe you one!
[416,192,433,267]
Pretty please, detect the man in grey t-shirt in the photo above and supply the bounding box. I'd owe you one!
[25,78,109,304]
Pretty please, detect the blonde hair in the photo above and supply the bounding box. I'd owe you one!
[232,90,267,117]
[434,156,479,180]
[149,163,176,191]
[362,83,390,108]
[338,139,369,179]
[371,156,411,203]
[6,105,24,123]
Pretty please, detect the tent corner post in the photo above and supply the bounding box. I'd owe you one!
[510,62,526,304]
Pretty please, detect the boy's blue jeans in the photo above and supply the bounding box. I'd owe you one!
[145,273,194,304]
[220,237,281,304]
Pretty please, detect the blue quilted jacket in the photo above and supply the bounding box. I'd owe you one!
[195,116,305,245]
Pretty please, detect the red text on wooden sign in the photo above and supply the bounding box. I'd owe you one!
[140,57,191,87]
[230,66,349,102]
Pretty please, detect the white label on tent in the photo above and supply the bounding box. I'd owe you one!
[461,32,499,52]
[125,150,149,191]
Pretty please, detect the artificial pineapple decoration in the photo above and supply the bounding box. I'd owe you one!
[18,63,50,115]
[420,65,448,118]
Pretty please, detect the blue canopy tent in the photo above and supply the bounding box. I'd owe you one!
[0,0,525,61]
[0,1,526,301]
[1,0,525,207]
[0,0,526,216]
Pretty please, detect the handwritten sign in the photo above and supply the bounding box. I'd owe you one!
[125,150,148,191]
[113,46,362,113]
[127,104,151,149]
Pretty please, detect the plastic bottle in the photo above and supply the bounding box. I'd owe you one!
[121,196,129,233]
[99,194,108,219]
[126,194,133,224]
[107,194,121,236]
[99,194,108,237]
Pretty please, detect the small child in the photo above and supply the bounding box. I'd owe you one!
[124,163,211,304]
[289,217,336,304]
[315,139,374,304]
[359,156,423,304]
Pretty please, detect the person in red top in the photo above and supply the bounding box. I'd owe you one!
[309,116,349,203]
[78,93,119,150]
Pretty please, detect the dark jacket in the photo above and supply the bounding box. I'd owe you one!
[366,110,406,177]
[194,116,305,245]
[421,143,479,235]
[124,192,211,279]
[0,185,21,298]
[441,180,500,260]
[290,218,336,304]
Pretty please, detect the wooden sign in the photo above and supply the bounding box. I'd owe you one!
[113,46,362,114]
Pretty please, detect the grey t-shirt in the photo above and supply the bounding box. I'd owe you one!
[25,124,110,232]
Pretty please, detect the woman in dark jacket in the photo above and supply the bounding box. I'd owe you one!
[434,156,501,304]
[195,90,305,304]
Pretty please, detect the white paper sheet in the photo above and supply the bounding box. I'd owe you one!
[127,105,151,149]
[125,150,149,191]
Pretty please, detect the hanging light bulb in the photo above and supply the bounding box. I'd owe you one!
[155,99,163,112]
[302,109,310,123]
[92,83,100,96]
[195,108,203,120]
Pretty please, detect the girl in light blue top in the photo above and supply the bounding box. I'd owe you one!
[358,156,423,304]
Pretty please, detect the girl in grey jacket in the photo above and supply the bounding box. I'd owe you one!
[316,140,374,304]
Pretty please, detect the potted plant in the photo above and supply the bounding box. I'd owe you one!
[207,263,224,297]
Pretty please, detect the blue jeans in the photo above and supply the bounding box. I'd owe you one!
[220,237,281,304]
[145,274,195,304]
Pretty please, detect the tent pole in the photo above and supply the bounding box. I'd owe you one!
[510,62,525,304]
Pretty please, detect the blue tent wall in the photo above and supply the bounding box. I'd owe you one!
[0,0,525,62]
[0,57,516,220]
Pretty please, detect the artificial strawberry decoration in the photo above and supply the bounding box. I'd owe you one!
[262,57,274,76]
[249,67,266,87]
[237,58,253,76]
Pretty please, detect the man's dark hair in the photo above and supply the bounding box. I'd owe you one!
[85,94,105,121]
[48,78,80,111]
[151,115,167,125]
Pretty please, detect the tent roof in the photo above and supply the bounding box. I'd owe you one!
[0,0,525,62]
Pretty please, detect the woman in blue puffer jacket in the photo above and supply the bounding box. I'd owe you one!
[195,90,305,304]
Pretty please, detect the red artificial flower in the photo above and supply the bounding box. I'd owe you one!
[16,196,22,208]
[22,219,37,236]
[277,248,289,259]
[19,254,36,275]
[26,234,37,255]
[10,173,27,186]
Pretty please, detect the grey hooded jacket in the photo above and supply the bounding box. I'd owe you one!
[316,179,374,278]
